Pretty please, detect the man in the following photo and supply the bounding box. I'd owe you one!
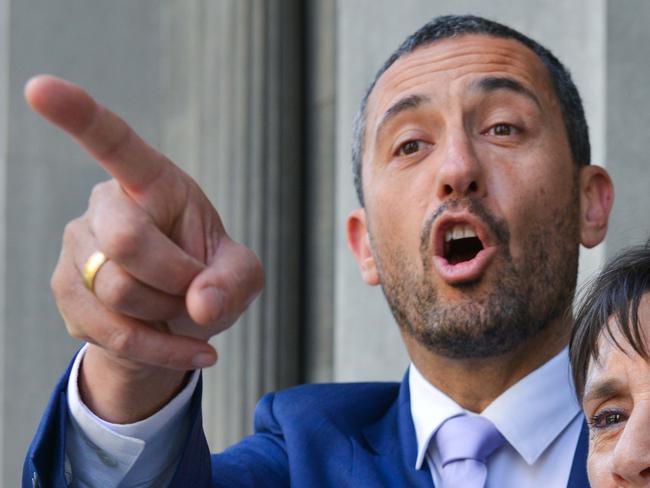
[23,15,614,487]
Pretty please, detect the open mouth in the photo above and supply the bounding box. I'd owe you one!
[432,213,499,285]
[443,223,485,265]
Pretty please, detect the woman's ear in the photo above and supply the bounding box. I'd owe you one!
[579,165,614,248]
[347,208,380,285]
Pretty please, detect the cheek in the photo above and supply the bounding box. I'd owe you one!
[366,180,430,252]
[587,438,616,487]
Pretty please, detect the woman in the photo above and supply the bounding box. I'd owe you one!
[570,241,650,487]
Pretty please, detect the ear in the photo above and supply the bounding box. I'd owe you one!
[347,208,380,286]
[579,165,614,248]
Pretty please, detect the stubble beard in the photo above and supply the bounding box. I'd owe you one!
[373,196,580,359]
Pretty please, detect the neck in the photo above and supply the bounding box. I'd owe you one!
[403,316,571,413]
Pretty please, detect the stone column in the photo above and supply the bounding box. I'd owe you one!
[605,0,650,256]
[160,0,304,449]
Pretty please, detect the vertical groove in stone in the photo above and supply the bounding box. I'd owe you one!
[0,0,7,481]
[302,0,336,383]
[160,0,303,450]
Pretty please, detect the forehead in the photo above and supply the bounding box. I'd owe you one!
[366,34,556,124]
[585,294,650,386]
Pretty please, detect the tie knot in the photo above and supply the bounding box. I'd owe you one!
[435,415,505,466]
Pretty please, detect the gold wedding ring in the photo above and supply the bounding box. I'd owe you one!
[82,251,109,292]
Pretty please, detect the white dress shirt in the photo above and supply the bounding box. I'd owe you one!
[66,346,583,487]
[65,345,200,488]
[410,347,584,487]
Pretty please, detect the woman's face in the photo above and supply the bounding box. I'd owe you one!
[583,293,650,487]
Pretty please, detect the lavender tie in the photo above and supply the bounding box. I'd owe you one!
[434,415,506,488]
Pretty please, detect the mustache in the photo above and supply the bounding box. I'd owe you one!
[419,198,510,257]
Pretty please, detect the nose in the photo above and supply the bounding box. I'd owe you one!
[435,131,485,201]
[610,410,650,486]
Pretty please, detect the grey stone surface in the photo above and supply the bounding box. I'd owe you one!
[159,0,304,450]
[606,0,650,256]
[0,0,7,477]
[333,0,610,381]
[7,0,162,481]
[5,1,163,485]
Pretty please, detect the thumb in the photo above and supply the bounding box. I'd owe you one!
[185,238,264,330]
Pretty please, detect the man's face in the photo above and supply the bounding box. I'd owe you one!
[355,34,581,358]
[583,294,650,487]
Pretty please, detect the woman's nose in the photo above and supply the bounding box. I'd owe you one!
[610,410,650,486]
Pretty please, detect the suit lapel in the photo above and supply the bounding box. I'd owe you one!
[566,421,590,488]
[360,373,433,487]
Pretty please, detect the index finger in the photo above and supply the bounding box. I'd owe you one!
[24,74,169,196]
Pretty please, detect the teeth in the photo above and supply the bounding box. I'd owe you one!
[444,224,477,242]
[464,226,477,238]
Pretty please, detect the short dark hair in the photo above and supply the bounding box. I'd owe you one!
[352,14,591,206]
[569,240,650,401]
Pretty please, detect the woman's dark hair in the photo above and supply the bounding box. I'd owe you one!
[570,239,650,401]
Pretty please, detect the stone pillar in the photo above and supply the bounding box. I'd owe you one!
[159,0,304,449]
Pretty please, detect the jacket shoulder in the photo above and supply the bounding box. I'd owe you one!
[259,381,401,433]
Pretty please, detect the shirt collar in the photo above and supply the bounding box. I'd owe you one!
[409,347,581,469]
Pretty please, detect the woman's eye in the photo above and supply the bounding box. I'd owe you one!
[590,410,628,430]
[487,123,515,136]
[397,140,422,156]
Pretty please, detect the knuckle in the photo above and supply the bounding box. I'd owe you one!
[245,249,265,292]
[101,271,137,312]
[101,221,142,262]
[62,218,83,247]
[106,327,136,356]
[51,262,75,303]
[50,265,65,297]
[64,320,86,341]
[88,180,112,206]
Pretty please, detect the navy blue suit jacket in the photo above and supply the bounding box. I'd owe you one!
[24,357,590,487]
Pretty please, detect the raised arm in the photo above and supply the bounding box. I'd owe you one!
[25,75,264,423]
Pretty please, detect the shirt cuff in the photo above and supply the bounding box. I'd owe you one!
[65,344,200,488]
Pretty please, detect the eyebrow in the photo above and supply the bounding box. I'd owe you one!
[374,94,431,147]
[372,77,541,150]
[583,378,625,404]
[469,76,542,109]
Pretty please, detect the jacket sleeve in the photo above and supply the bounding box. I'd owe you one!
[24,353,289,488]
[23,352,214,488]
[23,353,76,488]
[209,392,290,487]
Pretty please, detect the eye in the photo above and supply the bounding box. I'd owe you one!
[485,123,517,136]
[396,140,423,156]
[589,409,628,430]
